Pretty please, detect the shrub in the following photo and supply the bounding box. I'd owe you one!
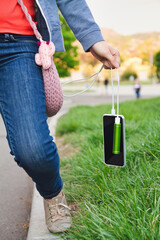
[121,69,138,81]
[154,50,160,80]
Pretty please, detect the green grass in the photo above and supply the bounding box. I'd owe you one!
[55,97,160,240]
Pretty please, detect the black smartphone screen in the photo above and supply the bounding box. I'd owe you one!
[103,114,125,167]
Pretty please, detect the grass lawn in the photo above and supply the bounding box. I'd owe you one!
[55,97,160,240]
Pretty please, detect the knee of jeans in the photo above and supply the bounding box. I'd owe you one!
[14,135,60,172]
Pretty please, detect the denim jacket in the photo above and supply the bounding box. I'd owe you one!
[34,0,104,52]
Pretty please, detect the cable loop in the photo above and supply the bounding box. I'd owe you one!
[63,65,104,97]
[62,65,120,118]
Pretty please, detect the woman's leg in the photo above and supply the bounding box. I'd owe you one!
[0,34,63,199]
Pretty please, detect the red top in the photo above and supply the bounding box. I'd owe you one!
[0,0,37,35]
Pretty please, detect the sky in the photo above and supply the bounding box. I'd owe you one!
[86,0,160,35]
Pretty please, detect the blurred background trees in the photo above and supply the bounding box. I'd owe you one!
[54,13,79,77]
[121,68,138,81]
[154,51,160,81]
[53,14,160,84]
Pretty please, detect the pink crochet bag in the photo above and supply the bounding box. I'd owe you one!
[18,0,63,117]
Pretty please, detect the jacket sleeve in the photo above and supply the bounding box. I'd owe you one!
[56,0,104,52]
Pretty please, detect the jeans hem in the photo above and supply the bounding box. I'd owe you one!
[36,178,63,199]
[43,185,63,199]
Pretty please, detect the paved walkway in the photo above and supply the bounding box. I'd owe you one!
[0,116,33,240]
[63,84,160,97]
[61,84,160,111]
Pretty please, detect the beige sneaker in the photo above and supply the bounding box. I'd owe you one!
[43,192,71,233]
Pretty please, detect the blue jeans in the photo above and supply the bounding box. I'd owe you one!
[135,89,140,99]
[0,33,63,199]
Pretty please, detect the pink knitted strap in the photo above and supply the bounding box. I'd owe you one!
[17,0,42,40]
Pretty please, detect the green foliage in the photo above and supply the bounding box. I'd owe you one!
[154,50,160,80]
[121,68,138,81]
[56,97,160,240]
[53,14,79,77]
[120,54,124,63]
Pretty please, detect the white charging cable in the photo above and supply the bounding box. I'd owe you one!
[115,69,120,124]
[116,68,120,117]
[111,68,115,115]
[62,65,104,97]
[110,68,120,115]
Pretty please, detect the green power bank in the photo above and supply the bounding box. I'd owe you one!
[113,123,121,154]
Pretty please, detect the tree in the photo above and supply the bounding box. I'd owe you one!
[53,14,79,77]
[121,67,138,81]
[154,51,160,80]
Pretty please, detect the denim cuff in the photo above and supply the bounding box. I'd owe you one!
[79,30,104,52]
[36,176,63,199]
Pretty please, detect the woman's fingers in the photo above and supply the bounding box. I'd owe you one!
[101,48,120,69]
[89,41,121,69]
[109,46,121,68]
[103,59,119,69]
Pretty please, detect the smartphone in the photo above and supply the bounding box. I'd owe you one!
[103,114,126,167]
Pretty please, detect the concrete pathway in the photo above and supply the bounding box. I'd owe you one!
[0,116,33,240]
[63,84,160,97]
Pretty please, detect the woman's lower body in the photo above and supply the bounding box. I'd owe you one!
[0,33,63,199]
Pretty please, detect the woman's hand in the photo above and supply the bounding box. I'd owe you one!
[89,41,120,69]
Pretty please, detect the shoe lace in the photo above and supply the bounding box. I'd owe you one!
[49,200,71,222]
